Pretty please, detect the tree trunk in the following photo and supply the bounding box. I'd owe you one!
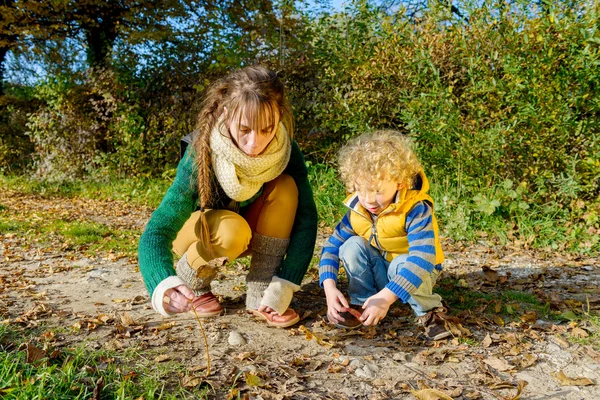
[0,46,8,96]
[0,0,16,96]
[84,17,119,69]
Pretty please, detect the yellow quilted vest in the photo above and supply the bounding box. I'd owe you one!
[344,171,444,264]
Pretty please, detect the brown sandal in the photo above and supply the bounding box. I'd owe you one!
[248,308,300,328]
[190,292,222,318]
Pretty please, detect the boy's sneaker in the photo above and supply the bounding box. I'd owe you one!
[335,308,363,330]
[419,307,452,341]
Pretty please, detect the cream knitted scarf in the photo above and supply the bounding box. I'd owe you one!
[210,119,291,202]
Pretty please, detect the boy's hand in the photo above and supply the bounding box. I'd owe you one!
[323,279,350,324]
[163,284,194,314]
[360,288,398,326]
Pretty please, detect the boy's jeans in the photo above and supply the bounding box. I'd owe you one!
[339,236,443,317]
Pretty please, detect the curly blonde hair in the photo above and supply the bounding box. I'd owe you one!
[337,130,422,192]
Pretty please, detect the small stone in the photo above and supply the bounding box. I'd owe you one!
[350,358,364,368]
[74,259,93,268]
[355,365,376,378]
[113,279,123,287]
[86,269,106,280]
[242,364,258,374]
[228,331,246,346]
[392,352,407,362]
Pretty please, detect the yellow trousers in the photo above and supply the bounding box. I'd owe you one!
[172,174,298,270]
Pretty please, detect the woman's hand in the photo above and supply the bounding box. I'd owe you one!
[163,284,195,314]
[323,279,350,324]
[360,288,398,326]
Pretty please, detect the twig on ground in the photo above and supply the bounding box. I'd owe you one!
[191,306,211,377]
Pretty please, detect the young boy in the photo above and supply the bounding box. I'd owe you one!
[319,130,451,340]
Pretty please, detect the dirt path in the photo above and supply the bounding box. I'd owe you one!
[1,191,599,399]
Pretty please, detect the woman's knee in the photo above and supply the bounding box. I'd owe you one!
[265,174,298,207]
[206,210,252,257]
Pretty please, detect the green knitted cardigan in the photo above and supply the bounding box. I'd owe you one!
[138,140,318,297]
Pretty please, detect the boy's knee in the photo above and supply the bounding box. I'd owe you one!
[340,236,369,256]
[340,236,371,273]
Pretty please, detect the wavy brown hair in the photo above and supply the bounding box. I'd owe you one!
[193,66,294,255]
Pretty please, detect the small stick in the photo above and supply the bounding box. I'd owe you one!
[190,304,211,377]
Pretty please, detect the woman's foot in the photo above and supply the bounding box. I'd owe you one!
[248,308,300,328]
[190,292,223,317]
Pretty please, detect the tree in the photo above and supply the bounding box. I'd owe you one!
[0,0,17,96]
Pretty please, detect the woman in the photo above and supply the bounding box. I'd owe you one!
[138,66,317,328]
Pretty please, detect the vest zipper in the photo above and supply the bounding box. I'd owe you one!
[345,196,397,258]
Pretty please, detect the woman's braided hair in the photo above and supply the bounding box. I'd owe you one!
[192,66,293,255]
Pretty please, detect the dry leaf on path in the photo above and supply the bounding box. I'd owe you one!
[245,372,266,387]
[298,325,333,348]
[553,371,595,386]
[120,312,137,327]
[520,311,537,323]
[25,342,46,365]
[571,327,588,338]
[483,357,514,372]
[520,353,537,369]
[154,354,170,363]
[411,388,454,400]
[92,376,104,400]
[482,333,493,348]
[505,380,528,400]
[153,321,176,332]
[181,375,204,388]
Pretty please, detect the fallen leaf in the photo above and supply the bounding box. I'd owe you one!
[491,315,505,327]
[482,333,492,348]
[411,388,454,400]
[520,311,537,323]
[153,321,176,332]
[25,342,46,365]
[505,380,528,400]
[298,325,333,348]
[92,376,104,400]
[154,354,170,363]
[120,312,137,327]
[520,353,537,369]
[553,371,595,386]
[483,357,514,372]
[327,362,343,373]
[560,310,578,321]
[245,372,265,387]
[181,375,203,388]
[571,327,588,338]
[551,335,570,348]
[233,352,255,361]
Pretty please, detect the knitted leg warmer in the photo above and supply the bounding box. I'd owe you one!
[175,253,218,297]
[245,233,290,310]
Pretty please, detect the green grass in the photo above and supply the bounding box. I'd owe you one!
[0,324,211,399]
[2,165,599,257]
[0,174,170,208]
[566,314,600,350]
[0,213,139,256]
[307,162,346,227]
[436,279,556,321]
